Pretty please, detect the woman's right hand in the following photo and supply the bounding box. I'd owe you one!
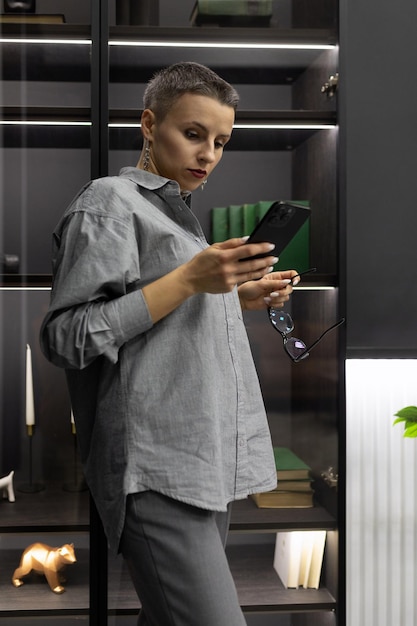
[142,238,278,324]
[180,237,279,295]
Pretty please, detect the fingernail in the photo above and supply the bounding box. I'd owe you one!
[282,279,291,284]
[269,292,279,297]
[264,296,272,304]
[267,266,274,273]
[241,235,250,242]
[267,243,276,251]
[271,257,279,264]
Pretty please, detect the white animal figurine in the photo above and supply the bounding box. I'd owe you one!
[0,470,15,503]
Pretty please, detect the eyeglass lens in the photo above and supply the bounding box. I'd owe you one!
[285,337,309,361]
[269,309,293,334]
[269,309,309,360]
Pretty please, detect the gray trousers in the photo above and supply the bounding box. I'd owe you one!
[120,491,247,626]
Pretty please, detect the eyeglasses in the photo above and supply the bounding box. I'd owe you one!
[268,268,345,363]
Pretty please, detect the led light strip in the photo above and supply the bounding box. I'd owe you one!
[0,286,51,291]
[0,38,91,45]
[0,121,91,126]
[108,123,337,129]
[0,285,334,292]
[293,285,336,291]
[109,40,335,50]
[0,121,336,128]
[234,123,336,129]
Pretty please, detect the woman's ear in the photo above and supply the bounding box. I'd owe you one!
[141,109,156,140]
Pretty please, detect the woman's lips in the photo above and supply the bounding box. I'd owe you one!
[189,169,207,179]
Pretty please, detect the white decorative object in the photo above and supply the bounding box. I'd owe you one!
[25,343,35,430]
[0,470,15,502]
[70,408,76,434]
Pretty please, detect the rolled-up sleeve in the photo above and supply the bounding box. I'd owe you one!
[40,200,153,370]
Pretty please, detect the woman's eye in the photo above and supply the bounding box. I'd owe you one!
[186,130,199,139]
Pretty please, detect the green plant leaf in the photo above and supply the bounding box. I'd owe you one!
[394,406,417,421]
[404,422,417,437]
[393,406,417,436]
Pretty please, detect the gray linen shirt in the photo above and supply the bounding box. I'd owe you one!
[40,166,277,552]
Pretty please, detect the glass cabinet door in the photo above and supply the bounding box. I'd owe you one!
[106,1,341,624]
[0,2,92,622]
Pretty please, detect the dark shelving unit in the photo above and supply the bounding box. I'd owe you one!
[0,1,343,623]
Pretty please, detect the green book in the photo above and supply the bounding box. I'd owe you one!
[274,447,311,480]
[228,204,243,238]
[242,203,257,237]
[195,0,272,16]
[211,206,228,243]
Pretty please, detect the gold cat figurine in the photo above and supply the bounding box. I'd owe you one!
[12,542,76,594]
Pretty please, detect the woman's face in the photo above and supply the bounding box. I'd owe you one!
[142,93,235,192]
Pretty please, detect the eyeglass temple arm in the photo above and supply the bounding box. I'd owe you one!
[294,318,345,362]
[291,267,317,284]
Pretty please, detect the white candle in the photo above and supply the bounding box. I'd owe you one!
[25,344,35,427]
[70,408,76,434]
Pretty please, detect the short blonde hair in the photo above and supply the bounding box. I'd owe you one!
[143,62,239,120]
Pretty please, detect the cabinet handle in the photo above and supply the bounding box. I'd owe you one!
[321,73,339,98]
[321,466,338,488]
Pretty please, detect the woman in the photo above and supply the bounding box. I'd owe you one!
[41,62,300,625]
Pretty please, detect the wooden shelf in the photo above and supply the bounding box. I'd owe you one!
[0,488,335,535]
[109,26,337,46]
[0,106,335,126]
[0,275,52,288]
[230,498,336,532]
[0,483,89,532]
[0,23,91,39]
[0,106,91,122]
[109,117,337,153]
[0,274,338,290]
[108,109,337,126]
[228,544,336,613]
[0,107,336,151]
[107,543,336,615]
[0,543,335,617]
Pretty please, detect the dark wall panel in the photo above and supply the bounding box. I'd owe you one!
[340,0,417,356]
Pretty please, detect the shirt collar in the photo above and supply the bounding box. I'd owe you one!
[118,166,192,205]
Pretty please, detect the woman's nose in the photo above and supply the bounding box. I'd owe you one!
[198,142,216,163]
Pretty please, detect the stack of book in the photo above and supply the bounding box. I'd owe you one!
[273,530,327,589]
[190,0,273,27]
[211,201,310,273]
[251,447,314,508]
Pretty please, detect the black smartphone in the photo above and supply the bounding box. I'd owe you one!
[241,201,311,261]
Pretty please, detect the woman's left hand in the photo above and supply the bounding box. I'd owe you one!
[238,270,300,311]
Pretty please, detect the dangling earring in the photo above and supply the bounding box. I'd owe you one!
[201,179,207,190]
[143,140,151,171]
